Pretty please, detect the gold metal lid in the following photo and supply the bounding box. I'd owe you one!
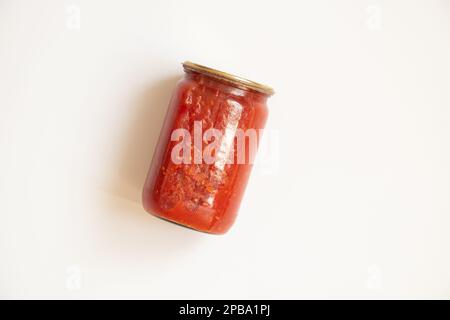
[182,61,274,96]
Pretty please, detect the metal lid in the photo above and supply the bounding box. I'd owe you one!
[182,61,274,96]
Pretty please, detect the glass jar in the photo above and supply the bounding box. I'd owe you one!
[142,61,274,234]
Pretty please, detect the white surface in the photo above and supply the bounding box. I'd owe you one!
[1,0,450,299]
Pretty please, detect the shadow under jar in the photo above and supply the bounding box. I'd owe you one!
[142,61,274,234]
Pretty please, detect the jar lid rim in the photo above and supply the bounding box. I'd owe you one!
[182,61,275,96]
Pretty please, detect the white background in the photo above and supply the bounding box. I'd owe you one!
[1,0,449,299]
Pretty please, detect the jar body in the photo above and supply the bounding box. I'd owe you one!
[142,71,269,234]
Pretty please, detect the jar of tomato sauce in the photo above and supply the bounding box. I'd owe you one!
[142,61,274,234]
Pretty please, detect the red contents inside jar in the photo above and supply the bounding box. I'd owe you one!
[142,62,273,234]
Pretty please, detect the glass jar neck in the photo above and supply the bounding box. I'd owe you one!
[184,71,269,103]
